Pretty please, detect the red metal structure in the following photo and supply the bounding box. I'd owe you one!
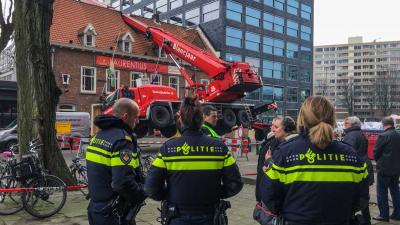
[100,15,277,139]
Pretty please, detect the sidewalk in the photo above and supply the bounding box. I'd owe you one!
[0,151,398,225]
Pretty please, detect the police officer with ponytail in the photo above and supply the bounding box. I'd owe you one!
[145,96,243,225]
[261,96,369,225]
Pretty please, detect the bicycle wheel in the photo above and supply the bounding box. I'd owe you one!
[22,174,67,218]
[74,168,88,197]
[0,175,24,215]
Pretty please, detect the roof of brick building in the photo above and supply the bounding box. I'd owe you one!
[51,0,211,56]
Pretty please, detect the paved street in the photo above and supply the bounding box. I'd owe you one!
[1,147,400,225]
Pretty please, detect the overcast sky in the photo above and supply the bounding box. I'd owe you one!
[314,0,400,46]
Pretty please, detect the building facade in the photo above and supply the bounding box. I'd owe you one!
[107,0,314,122]
[51,0,212,113]
[314,37,400,121]
[0,42,16,82]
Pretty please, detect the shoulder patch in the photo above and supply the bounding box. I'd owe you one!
[120,149,132,165]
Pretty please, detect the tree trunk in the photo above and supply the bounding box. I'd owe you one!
[14,0,74,185]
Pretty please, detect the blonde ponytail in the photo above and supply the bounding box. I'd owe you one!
[297,96,336,149]
[309,122,334,149]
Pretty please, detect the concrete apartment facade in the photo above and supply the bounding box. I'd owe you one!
[105,0,314,122]
[314,37,400,121]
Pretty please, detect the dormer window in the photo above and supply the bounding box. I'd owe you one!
[79,23,97,47]
[119,32,134,53]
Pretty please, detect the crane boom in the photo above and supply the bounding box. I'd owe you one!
[122,15,263,103]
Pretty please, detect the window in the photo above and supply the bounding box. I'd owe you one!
[143,3,154,18]
[286,64,297,80]
[274,87,284,101]
[169,76,179,96]
[301,3,311,20]
[130,72,145,87]
[186,0,196,3]
[286,109,298,118]
[81,24,97,47]
[246,89,260,100]
[245,7,261,27]
[170,0,183,9]
[286,42,298,58]
[301,25,311,41]
[263,37,285,56]
[106,70,120,93]
[300,70,311,82]
[225,53,242,62]
[286,20,298,37]
[262,60,282,79]
[264,0,272,7]
[287,0,298,15]
[151,74,162,85]
[245,57,260,74]
[170,14,183,25]
[57,104,76,112]
[273,0,284,10]
[119,32,134,53]
[262,85,273,101]
[203,1,219,22]
[245,32,260,52]
[185,8,200,26]
[300,46,311,61]
[131,9,142,16]
[263,13,284,33]
[156,0,168,13]
[287,87,298,102]
[81,66,96,93]
[226,1,242,22]
[226,27,242,48]
[300,89,310,102]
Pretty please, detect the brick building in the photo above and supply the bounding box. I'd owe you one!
[50,0,214,113]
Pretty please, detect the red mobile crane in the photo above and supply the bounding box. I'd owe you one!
[100,15,277,139]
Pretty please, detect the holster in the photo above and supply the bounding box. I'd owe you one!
[213,200,231,225]
[100,196,144,225]
[158,201,179,225]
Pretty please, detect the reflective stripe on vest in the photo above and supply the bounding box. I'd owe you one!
[202,124,221,139]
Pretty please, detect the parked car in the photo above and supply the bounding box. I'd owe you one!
[0,112,91,152]
[0,121,17,152]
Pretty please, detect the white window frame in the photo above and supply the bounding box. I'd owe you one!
[120,32,134,53]
[106,70,120,94]
[61,74,71,85]
[80,66,96,94]
[151,74,162,85]
[57,104,76,112]
[169,76,180,96]
[82,24,97,47]
[130,72,145,87]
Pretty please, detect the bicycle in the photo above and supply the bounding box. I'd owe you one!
[0,138,67,218]
[69,145,88,198]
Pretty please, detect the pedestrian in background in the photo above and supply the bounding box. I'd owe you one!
[343,116,373,225]
[145,96,243,225]
[373,116,400,222]
[201,105,220,139]
[261,96,369,225]
[255,116,297,202]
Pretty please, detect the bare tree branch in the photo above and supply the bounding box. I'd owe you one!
[0,0,14,52]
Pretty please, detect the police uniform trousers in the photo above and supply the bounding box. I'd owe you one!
[169,214,214,225]
[88,201,127,225]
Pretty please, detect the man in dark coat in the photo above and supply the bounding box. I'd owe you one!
[343,116,373,225]
[373,116,400,222]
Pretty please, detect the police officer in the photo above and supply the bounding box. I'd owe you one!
[261,96,369,225]
[145,96,243,225]
[86,98,146,225]
[201,105,220,139]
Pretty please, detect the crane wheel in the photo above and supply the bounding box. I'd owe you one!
[150,105,171,128]
[221,109,237,128]
[237,110,251,128]
[134,123,148,138]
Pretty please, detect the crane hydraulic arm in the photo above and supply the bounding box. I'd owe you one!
[122,15,262,103]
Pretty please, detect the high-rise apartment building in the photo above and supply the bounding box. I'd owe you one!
[314,37,400,121]
[107,0,313,122]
